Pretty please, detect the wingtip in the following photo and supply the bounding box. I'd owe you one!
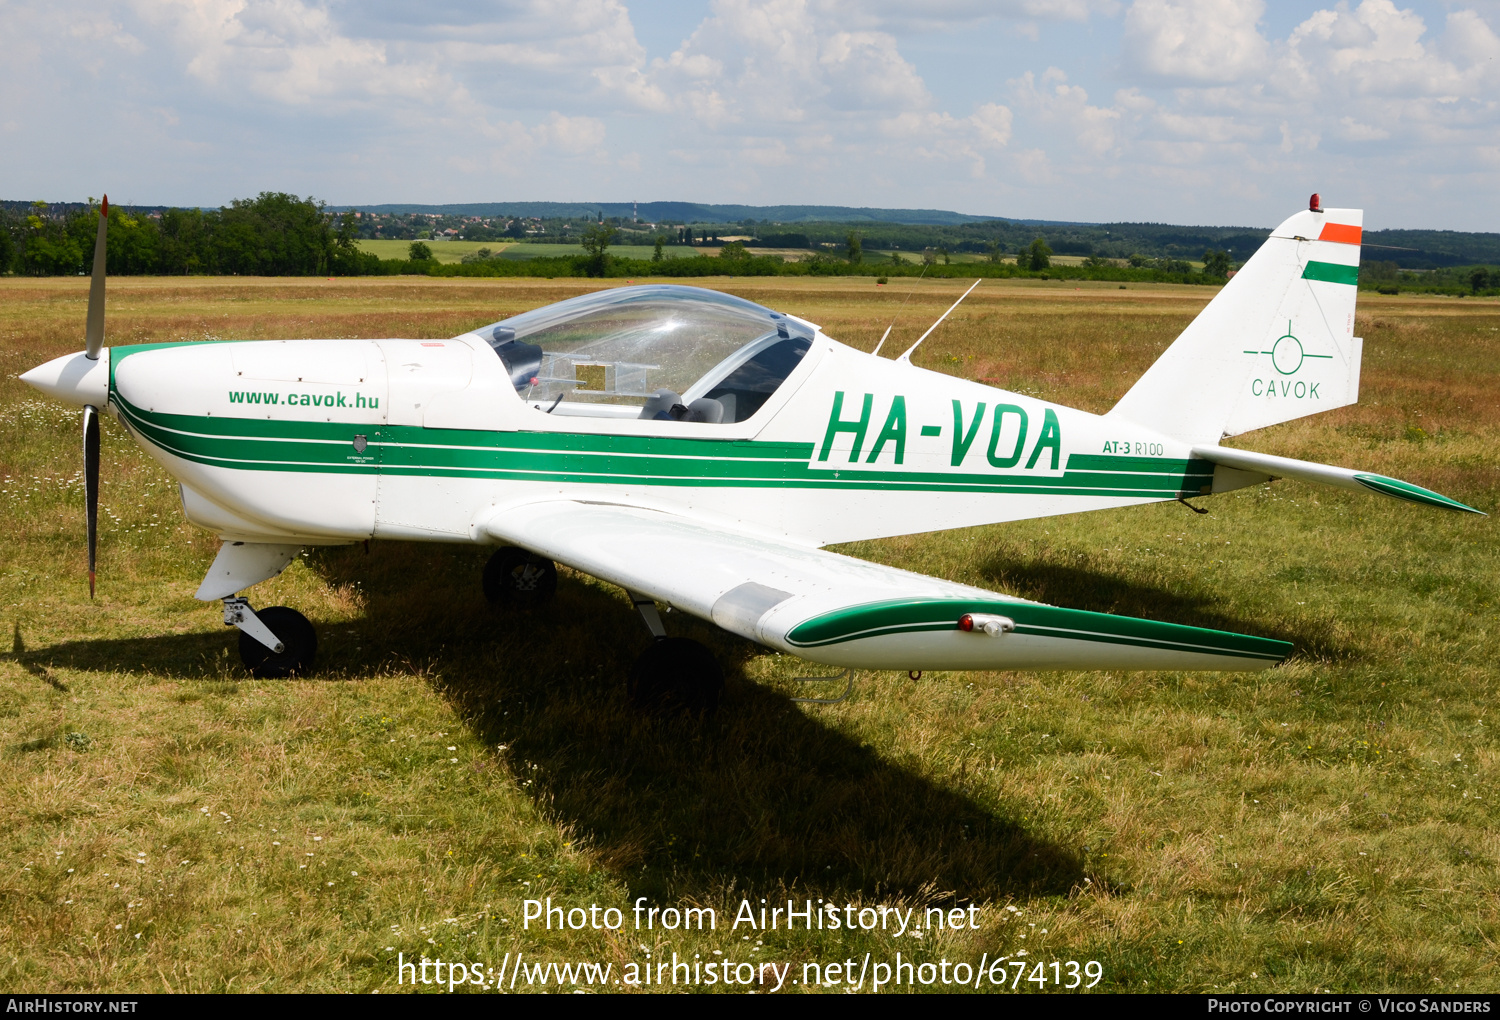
[1353,473,1486,515]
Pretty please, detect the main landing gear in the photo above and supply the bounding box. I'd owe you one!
[625,592,723,715]
[480,548,722,715]
[225,597,317,678]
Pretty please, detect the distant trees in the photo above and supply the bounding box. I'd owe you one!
[1202,249,1231,278]
[408,241,433,261]
[754,232,810,249]
[986,242,1003,264]
[652,235,665,262]
[580,222,618,277]
[0,192,391,276]
[718,241,749,260]
[846,231,863,264]
[1470,267,1490,294]
[0,208,13,272]
[1026,237,1052,271]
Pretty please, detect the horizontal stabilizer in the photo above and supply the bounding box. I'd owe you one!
[482,500,1291,671]
[1191,446,1485,515]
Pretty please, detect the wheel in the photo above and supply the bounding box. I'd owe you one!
[628,637,723,716]
[239,606,317,678]
[483,546,558,607]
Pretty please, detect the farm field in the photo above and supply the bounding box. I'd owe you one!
[0,274,1496,993]
[355,239,702,263]
[355,238,508,263]
[354,239,1136,268]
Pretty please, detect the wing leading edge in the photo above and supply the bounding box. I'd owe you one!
[482,502,1290,672]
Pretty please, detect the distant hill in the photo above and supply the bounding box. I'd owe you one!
[326,201,1072,227]
[7,198,1498,269]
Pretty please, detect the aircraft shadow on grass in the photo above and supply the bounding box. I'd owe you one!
[14,542,1090,905]
[315,543,1089,904]
[18,532,1359,903]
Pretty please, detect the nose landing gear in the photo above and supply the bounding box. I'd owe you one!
[483,546,558,607]
[225,597,317,678]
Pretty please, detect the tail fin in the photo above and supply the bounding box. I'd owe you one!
[1110,201,1364,444]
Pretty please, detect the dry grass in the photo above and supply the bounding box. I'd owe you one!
[0,276,1496,993]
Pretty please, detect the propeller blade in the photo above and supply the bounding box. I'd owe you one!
[85,196,108,361]
[83,404,100,597]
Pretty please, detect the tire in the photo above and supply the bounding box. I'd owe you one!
[628,637,723,716]
[483,547,558,607]
[239,606,317,679]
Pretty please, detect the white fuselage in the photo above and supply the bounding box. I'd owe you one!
[95,331,1224,551]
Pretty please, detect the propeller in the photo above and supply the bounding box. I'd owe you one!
[84,404,99,597]
[84,196,107,595]
[85,196,107,360]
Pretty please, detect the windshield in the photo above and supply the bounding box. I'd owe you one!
[465,285,813,423]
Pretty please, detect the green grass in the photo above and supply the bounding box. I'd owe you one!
[0,277,1496,992]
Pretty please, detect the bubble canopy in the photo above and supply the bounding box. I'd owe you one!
[462,285,815,424]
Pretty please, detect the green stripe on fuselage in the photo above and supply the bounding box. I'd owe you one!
[785,598,1291,661]
[111,388,1214,498]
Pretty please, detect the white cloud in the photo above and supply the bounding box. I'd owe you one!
[971,102,1014,146]
[2,0,1499,228]
[1122,0,1268,82]
[1012,69,1120,157]
[815,0,1119,31]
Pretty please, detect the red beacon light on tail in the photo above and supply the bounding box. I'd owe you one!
[1309,193,1322,213]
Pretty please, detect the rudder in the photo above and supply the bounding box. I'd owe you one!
[1109,200,1364,444]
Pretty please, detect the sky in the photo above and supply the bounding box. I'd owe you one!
[3,0,1498,229]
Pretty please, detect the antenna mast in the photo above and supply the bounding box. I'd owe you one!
[896,280,981,363]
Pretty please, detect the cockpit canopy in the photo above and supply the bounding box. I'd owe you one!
[463,285,815,424]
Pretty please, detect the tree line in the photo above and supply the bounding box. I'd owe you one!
[7,193,1492,294]
[0,193,385,277]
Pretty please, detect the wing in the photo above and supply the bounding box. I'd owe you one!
[483,502,1289,672]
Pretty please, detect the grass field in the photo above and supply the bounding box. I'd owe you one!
[0,275,1496,993]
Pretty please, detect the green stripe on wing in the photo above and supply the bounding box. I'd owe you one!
[785,598,1291,662]
[1353,473,1486,515]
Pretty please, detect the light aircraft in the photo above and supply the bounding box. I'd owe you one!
[20,195,1484,711]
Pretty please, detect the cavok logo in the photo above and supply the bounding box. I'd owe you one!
[1243,321,1333,400]
[817,392,1061,471]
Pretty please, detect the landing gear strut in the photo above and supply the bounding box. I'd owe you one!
[626,591,722,715]
[226,598,317,678]
[483,546,558,607]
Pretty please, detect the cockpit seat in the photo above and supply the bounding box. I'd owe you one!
[639,389,683,420]
[638,389,725,423]
[683,397,724,424]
